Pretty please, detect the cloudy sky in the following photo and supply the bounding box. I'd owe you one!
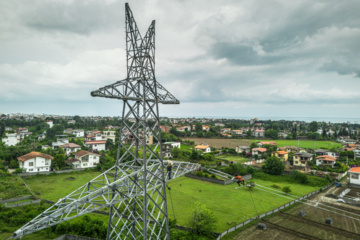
[1,0,360,120]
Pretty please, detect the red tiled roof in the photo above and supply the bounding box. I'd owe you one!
[84,140,106,145]
[272,151,288,155]
[316,155,336,161]
[73,150,101,157]
[60,143,81,148]
[18,151,54,162]
[194,145,210,150]
[255,130,264,132]
[65,158,80,164]
[253,148,267,152]
[260,141,277,145]
[349,167,360,173]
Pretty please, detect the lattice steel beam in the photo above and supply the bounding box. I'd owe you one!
[14,3,190,240]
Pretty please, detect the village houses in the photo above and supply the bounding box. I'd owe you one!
[18,151,53,173]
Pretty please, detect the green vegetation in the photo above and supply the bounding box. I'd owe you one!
[0,176,31,200]
[187,202,217,236]
[262,156,285,175]
[23,170,100,201]
[251,139,342,150]
[166,175,325,232]
[215,155,249,163]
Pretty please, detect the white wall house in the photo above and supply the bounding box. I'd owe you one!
[349,167,360,186]
[102,130,116,142]
[253,130,265,137]
[194,144,211,153]
[2,133,19,146]
[83,140,106,151]
[18,151,53,173]
[60,143,82,155]
[52,135,69,149]
[72,129,84,137]
[47,120,53,128]
[315,155,336,167]
[66,150,100,168]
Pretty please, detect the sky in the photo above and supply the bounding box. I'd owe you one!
[1,0,360,120]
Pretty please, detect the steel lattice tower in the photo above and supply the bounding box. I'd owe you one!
[14,3,198,240]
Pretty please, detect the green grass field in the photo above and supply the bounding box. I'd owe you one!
[215,155,250,163]
[180,144,193,150]
[166,176,320,232]
[23,171,101,201]
[2,170,324,236]
[252,139,342,150]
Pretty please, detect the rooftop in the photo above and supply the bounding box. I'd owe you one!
[18,151,54,162]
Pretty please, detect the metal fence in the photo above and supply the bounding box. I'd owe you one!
[216,181,334,239]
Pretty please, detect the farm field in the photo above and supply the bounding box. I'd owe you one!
[215,155,249,163]
[183,137,342,150]
[166,176,321,232]
[252,139,342,150]
[182,137,252,148]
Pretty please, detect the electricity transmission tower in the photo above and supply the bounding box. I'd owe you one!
[14,3,198,240]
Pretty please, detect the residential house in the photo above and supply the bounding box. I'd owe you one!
[160,125,171,133]
[2,133,19,146]
[72,129,84,137]
[18,151,53,173]
[349,167,360,187]
[293,152,313,167]
[278,132,288,138]
[66,150,101,168]
[252,148,267,156]
[271,151,289,161]
[220,128,231,134]
[36,131,46,141]
[194,144,211,153]
[353,149,360,158]
[316,155,336,167]
[67,120,76,124]
[253,130,265,138]
[83,140,106,151]
[232,130,243,135]
[102,130,116,142]
[64,128,73,134]
[257,141,277,147]
[279,146,299,153]
[315,149,337,158]
[60,143,82,155]
[235,146,250,154]
[202,125,210,131]
[52,135,69,149]
[214,123,225,127]
[46,120,53,128]
[162,142,181,158]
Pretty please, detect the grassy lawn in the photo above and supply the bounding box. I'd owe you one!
[166,176,320,232]
[23,171,101,201]
[215,155,250,163]
[180,144,193,150]
[251,139,342,150]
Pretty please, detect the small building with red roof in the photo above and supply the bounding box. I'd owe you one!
[316,155,336,167]
[349,167,360,186]
[66,150,101,168]
[60,143,81,155]
[252,148,267,156]
[194,144,211,153]
[17,151,53,173]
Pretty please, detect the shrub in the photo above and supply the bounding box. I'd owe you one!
[282,186,292,194]
[291,171,308,184]
[187,202,217,235]
[262,156,285,175]
[195,171,204,177]
[271,184,281,189]
[211,174,216,179]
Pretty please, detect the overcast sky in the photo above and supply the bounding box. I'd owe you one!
[1,0,360,120]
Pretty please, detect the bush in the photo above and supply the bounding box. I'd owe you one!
[271,184,281,189]
[262,156,285,175]
[211,174,216,179]
[195,171,204,177]
[187,202,217,235]
[282,186,292,194]
[291,171,308,184]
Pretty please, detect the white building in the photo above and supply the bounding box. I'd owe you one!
[194,144,211,153]
[102,130,116,142]
[66,150,100,168]
[72,129,84,137]
[83,140,106,151]
[253,130,265,137]
[46,120,53,128]
[52,135,69,149]
[18,151,53,173]
[2,133,19,146]
[60,143,82,155]
[349,167,360,186]
[315,155,336,167]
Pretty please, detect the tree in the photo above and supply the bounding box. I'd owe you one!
[106,139,114,150]
[265,129,278,139]
[0,122,5,138]
[308,121,318,132]
[195,122,202,132]
[53,154,66,170]
[9,159,19,168]
[249,142,257,151]
[282,186,292,195]
[262,156,285,175]
[187,202,217,235]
